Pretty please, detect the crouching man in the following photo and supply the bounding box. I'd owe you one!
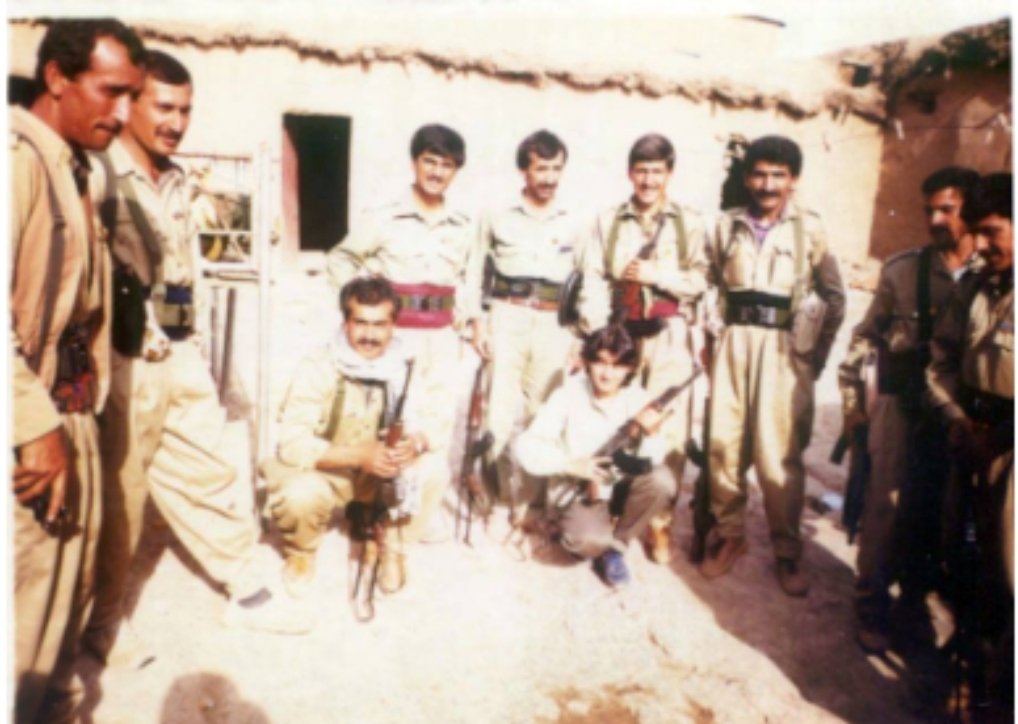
[514,325,675,586]
[263,277,450,601]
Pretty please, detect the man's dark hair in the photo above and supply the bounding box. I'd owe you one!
[144,49,191,86]
[339,276,402,320]
[581,325,639,368]
[410,124,466,167]
[516,129,568,170]
[628,134,675,170]
[962,173,1013,224]
[744,135,802,177]
[35,18,145,89]
[921,165,979,200]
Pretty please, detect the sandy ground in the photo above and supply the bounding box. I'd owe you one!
[75,269,958,723]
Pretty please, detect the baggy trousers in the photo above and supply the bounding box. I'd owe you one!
[15,412,101,723]
[708,325,814,561]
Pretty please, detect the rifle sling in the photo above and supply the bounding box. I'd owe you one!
[604,202,690,274]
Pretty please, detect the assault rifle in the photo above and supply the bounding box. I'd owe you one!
[554,364,703,512]
[687,333,715,563]
[456,360,494,545]
[832,421,870,544]
[346,359,414,623]
[610,212,667,327]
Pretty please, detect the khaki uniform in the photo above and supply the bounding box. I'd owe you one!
[326,190,473,452]
[579,200,709,495]
[10,106,110,723]
[86,139,256,648]
[839,246,980,609]
[265,345,452,556]
[465,201,582,505]
[928,270,1014,598]
[515,374,675,555]
[707,204,846,561]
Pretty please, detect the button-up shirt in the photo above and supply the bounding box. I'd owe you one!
[92,138,192,288]
[464,197,583,319]
[326,188,473,323]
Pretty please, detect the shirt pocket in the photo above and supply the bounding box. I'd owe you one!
[766,243,798,291]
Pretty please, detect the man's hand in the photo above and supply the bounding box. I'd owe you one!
[843,407,867,435]
[360,440,401,479]
[13,427,68,523]
[622,259,657,285]
[566,455,613,485]
[469,318,491,360]
[141,317,171,360]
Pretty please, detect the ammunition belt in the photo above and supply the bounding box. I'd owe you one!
[491,272,562,311]
[51,323,96,413]
[389,282,455,329]
[962,386,1014,427]
[725,290,792,329]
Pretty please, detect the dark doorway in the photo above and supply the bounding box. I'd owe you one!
[282,113,351,252]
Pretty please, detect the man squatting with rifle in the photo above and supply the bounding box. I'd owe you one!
[927,173,1013,712]
[263,277,449,613]
[515,325,682,586]
[837,166,983,654]
[577,133,710,566]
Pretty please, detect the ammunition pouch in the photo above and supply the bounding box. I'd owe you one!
[51,324,95,413]
[152,284,195,341]
[389,282,455,329]
[557,271,583,327]
[111,264,148,357]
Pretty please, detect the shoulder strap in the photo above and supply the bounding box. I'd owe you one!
[322,374,347,441]
[603,204,627,274]
[671,204,689,270]
[16,133,68,371]
[791,212,806,311]
[916,245,933,344]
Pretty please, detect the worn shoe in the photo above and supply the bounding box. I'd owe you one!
[776,559,809,597]
[378,548,406,595]
[282,555,316,599]
[699,536,747,579]
[642,522,672,565]
[594,549,631,588]
[222,586,312,635]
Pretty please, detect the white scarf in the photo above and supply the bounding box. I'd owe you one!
[328,331,413,420]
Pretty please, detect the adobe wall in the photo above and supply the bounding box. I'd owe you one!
[868,69,1012,260]
[10,23,885,264]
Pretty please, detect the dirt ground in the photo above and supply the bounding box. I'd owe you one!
[75,270,962,724]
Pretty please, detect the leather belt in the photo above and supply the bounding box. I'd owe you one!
[725,290,792,329]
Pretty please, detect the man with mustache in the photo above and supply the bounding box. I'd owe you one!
[86,50,303,660]
[578,133,709,564]
[700,135,846,596]
[838,166,981,653]
[263,277,448,601]
[11,19,144,722]
[465,130,585,527]
[928,173,1013,709]
[327,124,472,535]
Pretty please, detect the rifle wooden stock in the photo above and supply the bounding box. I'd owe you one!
[612,213,666,323]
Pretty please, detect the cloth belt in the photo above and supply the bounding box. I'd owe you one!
[51,323,96,413]
[962,386,1014,427]
[390,282,455,329]
[725,290,792,329]
[491,272,562,311]
[154,284,195,340]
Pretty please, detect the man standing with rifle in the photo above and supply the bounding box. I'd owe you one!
[466,129,584,529]
[928,173,1013,714]
[700,135,846,597]
[838,166,981,653]
[578,134,709,565]
[263,278,450,615]
[515,326,678,586]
